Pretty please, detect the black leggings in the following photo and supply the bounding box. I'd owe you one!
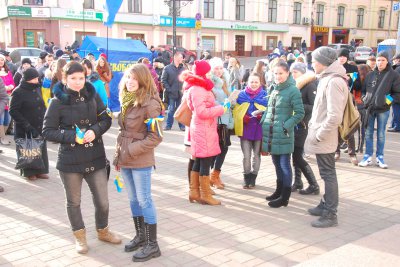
[211,146,229,171]
[292,146,310,171]
[192,157,214,176]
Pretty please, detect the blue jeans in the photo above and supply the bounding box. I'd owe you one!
[271,154,292,188]
[391,103,400,130]
[166,97,184,129]
[365,110,390,157]
[0,110,10,126]
[121,167,157,224]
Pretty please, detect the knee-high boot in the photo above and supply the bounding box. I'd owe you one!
[291,166,303,192]
[189,171,202,203]
[132,223,161,262]
[200,175,221,205]
[125,216,146,252]
[187,159,194,183]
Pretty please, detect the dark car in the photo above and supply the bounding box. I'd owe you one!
[158,45,196,63]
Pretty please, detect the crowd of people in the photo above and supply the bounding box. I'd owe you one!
[0,41,400,263]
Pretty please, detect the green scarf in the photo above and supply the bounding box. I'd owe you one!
[121,88,136,122]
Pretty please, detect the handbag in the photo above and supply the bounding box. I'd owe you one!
[15,135,45,170]
[174,97,192,127]
[217,118,231,149]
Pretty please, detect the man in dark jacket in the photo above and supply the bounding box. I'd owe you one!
[359,51,400,168]
[336,48,360,165]
[37,54,54,82]
[161,52,185,131]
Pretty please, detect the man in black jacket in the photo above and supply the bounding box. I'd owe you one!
[161,52,185,131]
[359,51,400,168]
[336,48,360,165]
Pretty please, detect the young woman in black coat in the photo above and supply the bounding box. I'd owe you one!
[289,62,320,195]
[9,68,49,180]
[42,62,120,254]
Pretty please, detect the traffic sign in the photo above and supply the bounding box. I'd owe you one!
[195,21,202,30]
[394,2,400,11]
[195,12,201,21]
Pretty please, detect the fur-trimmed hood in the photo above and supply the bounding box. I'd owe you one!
[52,81,97,105]
[180,70,214,91]
[296,73,316,90]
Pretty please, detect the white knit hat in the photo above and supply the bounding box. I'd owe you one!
[209,57,224,70]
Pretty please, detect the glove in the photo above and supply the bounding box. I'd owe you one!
[243,114,251,124]
[223,99,231,113]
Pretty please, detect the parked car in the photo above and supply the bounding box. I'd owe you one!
[7,47,43,66]
[354,46,374,63]
[327,44,355,61]
[158,45,196,63]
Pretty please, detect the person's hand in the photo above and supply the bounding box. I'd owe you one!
[243,114,251,124]
[115,165,120,172]
[261,151,270,156]
[83,130,95,143]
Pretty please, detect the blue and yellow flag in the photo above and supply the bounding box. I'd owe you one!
[103,0,123,27]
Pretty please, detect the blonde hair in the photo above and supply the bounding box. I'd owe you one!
[119,64,158,106]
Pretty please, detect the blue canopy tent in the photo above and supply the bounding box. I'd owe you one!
[78,36,151,111]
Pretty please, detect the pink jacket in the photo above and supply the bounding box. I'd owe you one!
[186,75,224,158]
[0,71,15,110]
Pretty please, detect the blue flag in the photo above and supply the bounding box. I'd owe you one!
[103,0,123,27]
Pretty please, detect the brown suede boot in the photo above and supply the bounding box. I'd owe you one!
[73,229,88,254]
[189,171,203,203]
[210,169,224,189]
[200,175,221,205]
[97,226,122,244]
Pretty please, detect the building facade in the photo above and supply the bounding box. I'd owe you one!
[0,0,397,56]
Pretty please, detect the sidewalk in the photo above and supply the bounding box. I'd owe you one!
[1,121,400,266]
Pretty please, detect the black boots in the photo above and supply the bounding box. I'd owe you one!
[291,166,303,192]
[125,216,146,252]
[265,180,282,201]
[132,223,161,262]
[311,210,338,228]
[268,187,291,208]
[249,173,257,188]
[243,173,252,189]
[299,165,320,195]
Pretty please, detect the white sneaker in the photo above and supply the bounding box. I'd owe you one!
[376,156,388,169]
[358,155,372,167]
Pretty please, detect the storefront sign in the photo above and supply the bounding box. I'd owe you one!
[159,16,196,28]
[51,8,103,22]
[7,6,31,17]
[25,31,35,47]
[233,24,258,31]
[332,29,349,34]
[313,26,329,33]
[202,20,288,32]
[31,8,50,18]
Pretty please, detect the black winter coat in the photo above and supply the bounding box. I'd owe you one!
[294,73,317,147]
[9,80,46,139]
[42,82,112,173]
[161,63,184,99]
[363,65,400,112]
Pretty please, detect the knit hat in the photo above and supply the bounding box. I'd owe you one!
[338,48,350,59]
[312,46,337,66]
[290,62,307,74]
[209,57,224,70]
[23,67,40,81]
[377,51,389,61]
[194,60,211,77]
[100,53,107,59]
[392,53,400,60]
[39,51,48,60]
[55,49,64,58]
[21,58,32,65]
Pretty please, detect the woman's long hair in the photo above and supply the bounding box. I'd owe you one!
[119,63,158,107]
[51,59,67,88]
[96,56,111,74]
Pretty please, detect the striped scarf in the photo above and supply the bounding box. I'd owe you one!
[121,88,136,122]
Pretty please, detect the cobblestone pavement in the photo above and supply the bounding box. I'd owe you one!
[1,121,400,266]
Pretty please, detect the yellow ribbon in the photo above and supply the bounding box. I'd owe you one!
[144,115,165,137]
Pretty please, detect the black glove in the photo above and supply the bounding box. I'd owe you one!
[26,126,40,138]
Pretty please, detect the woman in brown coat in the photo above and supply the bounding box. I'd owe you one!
[96,56,112,97]
[113,63,163,262]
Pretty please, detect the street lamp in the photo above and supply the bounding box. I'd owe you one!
[163,0,193,56]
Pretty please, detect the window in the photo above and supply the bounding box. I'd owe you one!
[337,6,345,26]
[266,36,277,50]
[293,2,301,24]
[268,0,277,23]
[378,10,385,28]
[23,0,43,5]
[236,0,245,21]
[128,0,142,13]
[83,0,94,9]
[316,4,324,25]
[126,33,145,40]
[202,36,216,52]
[357,8,364,28]
[167,35,182,46]
[204,0,214,18]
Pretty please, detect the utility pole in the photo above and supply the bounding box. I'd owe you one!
[172,0,176,56]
